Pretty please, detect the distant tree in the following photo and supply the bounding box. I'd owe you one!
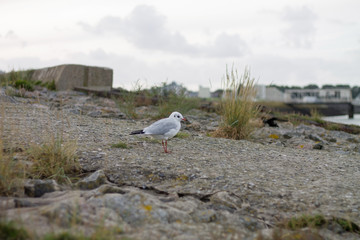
[352,86,360,98]
[303,84,319,89]
[290,86,302,90]
[335,84,350,89]
[322,84,335,89]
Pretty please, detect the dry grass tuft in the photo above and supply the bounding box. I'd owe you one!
[0,144,25,196]
[27,133,80,184]
[213,66,260,140]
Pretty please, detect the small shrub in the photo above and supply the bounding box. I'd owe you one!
[14,79,34,91]
[0,221,29,240]
[334,217,360,233]
[27,134,80,184]
[213,66,260,140]
[45,80,56,91]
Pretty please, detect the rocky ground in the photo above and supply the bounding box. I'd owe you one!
[1,87,360,240]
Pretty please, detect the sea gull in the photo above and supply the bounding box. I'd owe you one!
[130,111,186,153]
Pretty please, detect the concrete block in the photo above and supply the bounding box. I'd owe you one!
[31,64,113,91]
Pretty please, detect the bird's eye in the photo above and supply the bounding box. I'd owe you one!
[177,116,180,118]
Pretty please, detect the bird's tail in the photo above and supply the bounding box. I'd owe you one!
[130,129,145,135]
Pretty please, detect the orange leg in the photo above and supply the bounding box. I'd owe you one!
[162,140,170,153]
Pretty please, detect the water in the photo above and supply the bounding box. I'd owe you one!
[322,114,360,126]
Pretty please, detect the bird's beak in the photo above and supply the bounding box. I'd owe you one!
[182,117,187,121]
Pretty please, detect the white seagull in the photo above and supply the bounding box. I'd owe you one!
[130,111,186,153]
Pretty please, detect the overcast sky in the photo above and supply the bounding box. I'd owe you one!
[1,0,359,91]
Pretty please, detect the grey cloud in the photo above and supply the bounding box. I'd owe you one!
[79,5,249,58]
[281,6,317,48]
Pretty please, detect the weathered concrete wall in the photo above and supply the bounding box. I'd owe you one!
[31,64,113,91]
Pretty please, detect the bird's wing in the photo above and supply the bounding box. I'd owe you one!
[144,118,178,135]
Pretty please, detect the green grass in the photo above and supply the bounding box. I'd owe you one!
[174,132,190,139]
[0,69,56,91]
[286,214,326,230]
[279,214,360,234]
[111,141,129,149]
[213,66,260,140]
[0,221,29,240]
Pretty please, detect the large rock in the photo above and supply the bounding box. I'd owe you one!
[24,179,60,197]
[31,64,113,91]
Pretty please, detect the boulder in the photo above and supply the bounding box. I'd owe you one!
[24,179,60,197]
[76,170,108,190]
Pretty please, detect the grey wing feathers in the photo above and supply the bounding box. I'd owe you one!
[144,119,177,135]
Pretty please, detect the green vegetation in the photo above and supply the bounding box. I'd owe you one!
[0,221,29,240]
[0,69,56,91]
[27,133,80,184]
[174,132,190,139]
[213,66,260,140]
[111,141,129,149]
[279,214,360,234]
[286,214,326,230]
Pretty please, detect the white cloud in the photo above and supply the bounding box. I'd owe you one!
[281,6,317,48]
[79,5,250,58]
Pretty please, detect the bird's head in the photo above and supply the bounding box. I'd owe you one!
[170,112,186,122]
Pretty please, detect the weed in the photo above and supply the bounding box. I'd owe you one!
[0,221,29,240]
[174,132,190,139]
[333,217,360,233]
[111,141,129,149]
[213,66,260,140]
[286,214,326,230]
[27,133,80,184]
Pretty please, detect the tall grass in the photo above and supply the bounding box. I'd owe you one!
[0,105,25,196]
[213,66,260,140]
[0,142,25,196]
[27,133,80,184]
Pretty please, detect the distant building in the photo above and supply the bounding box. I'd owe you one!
[284,89,352,103]
[255,85,285,102]
[198,86,211,98]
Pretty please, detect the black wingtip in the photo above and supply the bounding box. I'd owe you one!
[130,130,145,135]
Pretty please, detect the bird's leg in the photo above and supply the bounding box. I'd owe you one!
[162,140,168,153]
[164,140,171,153]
